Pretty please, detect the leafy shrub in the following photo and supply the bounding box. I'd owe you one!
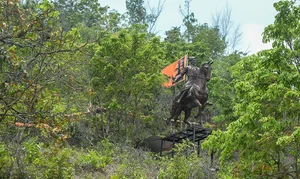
[76,139,114,171]
[157,141,205,179]
[110,144,158,179]
[0,143,12,178]
[77,149,112,170]
[23,138,75,179]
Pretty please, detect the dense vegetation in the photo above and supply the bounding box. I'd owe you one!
[0,0,299,178]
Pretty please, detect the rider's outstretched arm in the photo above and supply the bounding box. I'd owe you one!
[173,67,187,83]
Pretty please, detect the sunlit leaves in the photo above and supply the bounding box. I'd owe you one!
[204,1,300,178]
[0,0,91,136]
[0,142,11,177]
[90,28,165,120]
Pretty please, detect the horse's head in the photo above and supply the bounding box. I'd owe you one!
[200,60,213,81]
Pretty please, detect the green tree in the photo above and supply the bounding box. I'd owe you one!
[191,24,226,59]
[90,27,165,141]
[179,0,197,43]
[209,52,243,128]
[163,27,187,62]
[125,0,165,34]
[204,1,300,178]
[54,0,111,30]
[126,0,147,25]
[0,1,95,177]
[0,0,91,143]
[177,0,226,59]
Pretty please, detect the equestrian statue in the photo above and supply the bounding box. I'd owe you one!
[167,57,213,126]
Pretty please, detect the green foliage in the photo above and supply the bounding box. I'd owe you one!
[76,139,114,170]
[204,1,300,178]
[111,162,148,179]
[109,145,158,179]
[0,0,84,125]
[22,138,75,179]
[4,0,300,178]
[54,0,115,31]
[157,141,205,179]
[78,149,111,169]
[0,143,12,178]
[209,52,242,127]
[90,28,165,120]
[126,0,147,25]
[192,24,226,58]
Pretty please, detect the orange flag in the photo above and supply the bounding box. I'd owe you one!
[161,55,188,87]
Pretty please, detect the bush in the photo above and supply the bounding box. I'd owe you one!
[0,142,12,178]
[75,139,114,174]
[23,138,75,179]
[77,149,112,170]
[110,143,158,179]
[157,141,205,179]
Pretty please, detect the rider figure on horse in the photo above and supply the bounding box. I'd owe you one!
[173,56,200,103]
[168,57,213,126]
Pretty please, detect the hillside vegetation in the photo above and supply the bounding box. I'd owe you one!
[0,0,299,178]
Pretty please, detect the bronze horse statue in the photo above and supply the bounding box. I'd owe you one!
[167,61,213,126]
